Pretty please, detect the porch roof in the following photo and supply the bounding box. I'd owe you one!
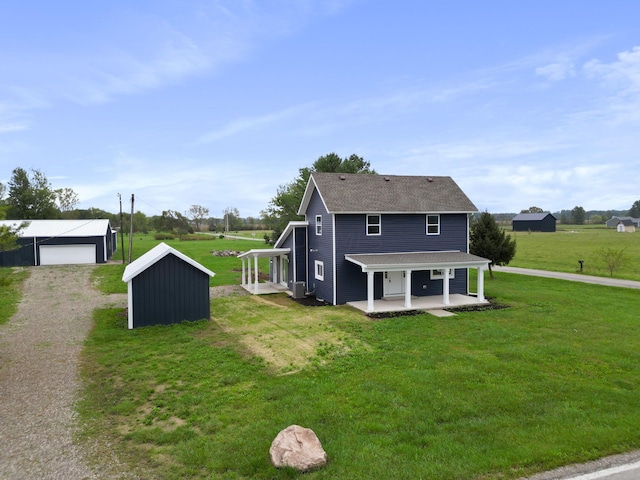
[345,250,490,272]
[237,248,290,259]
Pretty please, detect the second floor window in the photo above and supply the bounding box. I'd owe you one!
[367,214,381,235]
[427,215,440,235]
[316,215,322,235]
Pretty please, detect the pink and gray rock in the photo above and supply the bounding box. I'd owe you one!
[269,425,327,472]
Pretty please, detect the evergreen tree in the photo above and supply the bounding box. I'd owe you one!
[470,211,516,278]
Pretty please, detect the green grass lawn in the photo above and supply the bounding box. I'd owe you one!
[79,272,640,479]
[508,225,640,280]
[94,233,271,293]
[0,267,29,326]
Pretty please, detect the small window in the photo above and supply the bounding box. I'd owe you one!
[314,260,324,281]
[367,214,381,236]
[316,215,322,235]
[431,268,455,280]
[427,215,440,235]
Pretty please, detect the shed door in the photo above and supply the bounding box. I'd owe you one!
[39,244,96,265]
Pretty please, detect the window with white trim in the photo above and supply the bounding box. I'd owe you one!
[431,268,455,280]
[366,214,381,235]
[316,215,322,235]
[314,260,324,281]
[427,214,440,235]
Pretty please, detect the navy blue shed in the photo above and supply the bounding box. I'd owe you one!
[122,242,215,329]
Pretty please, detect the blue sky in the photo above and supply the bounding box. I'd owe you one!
[1,1,639,218]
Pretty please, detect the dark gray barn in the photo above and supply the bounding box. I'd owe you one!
[512,213,557,232]
[0,219,115,266]
[122,242,215,329]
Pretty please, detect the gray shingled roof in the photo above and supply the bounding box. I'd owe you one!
[300,172,478,214]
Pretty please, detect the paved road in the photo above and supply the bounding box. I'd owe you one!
[496,266,640,480]
[494,266,640,289]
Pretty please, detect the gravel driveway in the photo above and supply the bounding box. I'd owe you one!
[0,265,128,479]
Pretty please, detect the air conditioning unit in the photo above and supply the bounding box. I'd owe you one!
[292,281,306,299]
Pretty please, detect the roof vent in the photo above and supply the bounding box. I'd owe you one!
[339,175,346,180]
[384,176,390,181]
[427,177,434,182]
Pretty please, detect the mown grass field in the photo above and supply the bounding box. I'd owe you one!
[79,270,640,479]
[94,233,271,293]
[508,224,640,280]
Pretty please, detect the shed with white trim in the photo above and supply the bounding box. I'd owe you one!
[122,242,215,329]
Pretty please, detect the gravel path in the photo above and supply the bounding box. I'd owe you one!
[0,265,128,480]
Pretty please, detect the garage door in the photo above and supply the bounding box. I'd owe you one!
[39,244,97,265]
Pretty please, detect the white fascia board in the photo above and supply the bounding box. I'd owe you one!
[237,248,290,259]
[273,221,308,248]
[297,175,330,215]
[122,242,215,282]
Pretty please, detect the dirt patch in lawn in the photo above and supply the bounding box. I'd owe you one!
[211,294,368,374]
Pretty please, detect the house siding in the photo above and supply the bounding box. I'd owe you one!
[335,213,470,304]
[131,253,210,328]
[305,189,334,303]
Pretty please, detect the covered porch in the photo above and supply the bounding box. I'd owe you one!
[345,251,490,314]
[237,248,290,295]
[347,293,486,314]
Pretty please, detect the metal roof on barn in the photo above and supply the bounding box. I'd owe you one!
[298,173,478,215]
[512,213,556,221]
[0,219,112,237]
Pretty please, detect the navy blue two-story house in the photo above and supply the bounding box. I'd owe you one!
[240,172,490,313]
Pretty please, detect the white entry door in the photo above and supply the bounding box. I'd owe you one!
[383,271,405,297]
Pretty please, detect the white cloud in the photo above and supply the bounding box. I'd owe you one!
[535,61,576,82]
[583,45,640,94]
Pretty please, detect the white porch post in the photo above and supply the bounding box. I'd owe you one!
[443,268,450,306]
[477,267,485,302]
[253,255,259,294]
[241,258,246,286]
[366,271,375,312]
[247,258,251,288]
[404,269,412,309]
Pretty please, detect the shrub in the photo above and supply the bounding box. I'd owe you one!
[154,233,176,240]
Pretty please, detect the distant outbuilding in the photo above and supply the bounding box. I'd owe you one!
[122,242,215,329]
[512,213,557,232]
[0,219,116,267]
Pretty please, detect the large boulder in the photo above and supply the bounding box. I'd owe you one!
[269,425,327,472]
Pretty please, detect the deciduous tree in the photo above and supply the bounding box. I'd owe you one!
[6,167,59,219]
[470,211,517,278]
[188,204,209,231]
[520,206,544,213]
[570,206,586,225]
[55,187,80,215]
[628,200,640,218]
[264,153,375,241]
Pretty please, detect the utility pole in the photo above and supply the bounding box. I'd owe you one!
[118,193,125,264]
[128,194,134,264]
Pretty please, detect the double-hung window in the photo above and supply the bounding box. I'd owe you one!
[367,214,381,236]
[314,260,324,281]
[426,214,440,235]
[316,215,322,235]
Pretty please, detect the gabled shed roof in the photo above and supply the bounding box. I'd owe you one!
[122,242,215,283]
[0,219,112,237]
[298,173,478,215]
